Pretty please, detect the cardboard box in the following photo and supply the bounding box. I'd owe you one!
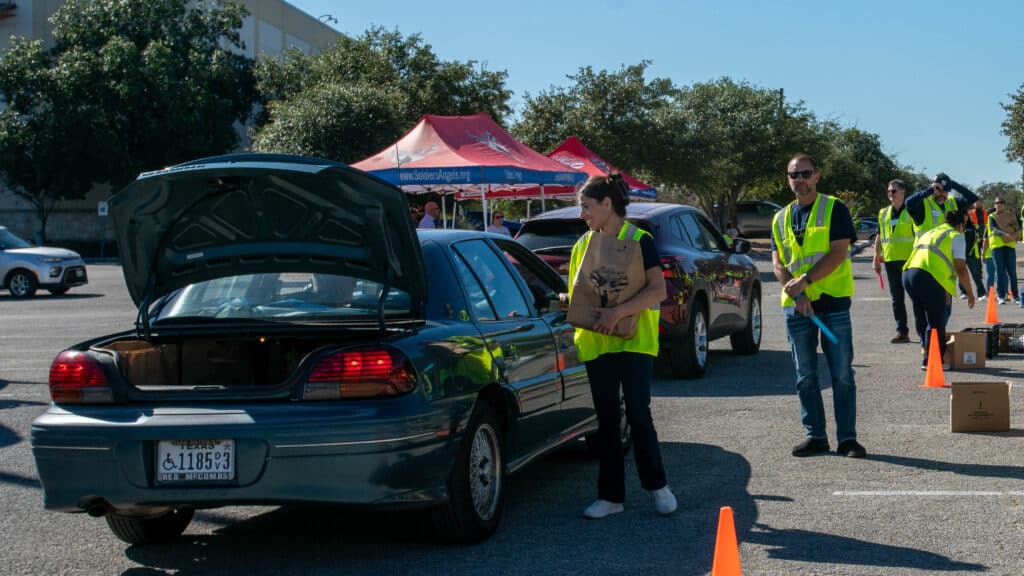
[944,331,987,370]
[992,209,1021,237]
[950,381,1011,432]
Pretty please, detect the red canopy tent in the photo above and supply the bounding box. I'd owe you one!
[454,136,656,201]
[352,113,585,191]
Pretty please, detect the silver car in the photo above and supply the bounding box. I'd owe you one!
[0,226,88,297]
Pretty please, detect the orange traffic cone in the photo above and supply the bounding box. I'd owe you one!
[922,328,947,388]
[711,506,742,576]
[984,286,998,325]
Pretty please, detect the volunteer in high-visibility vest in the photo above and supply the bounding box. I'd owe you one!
[558,173,676,519]
[902,210,976,370]
[771,153,865,459]
[982,202,1000,298]
[905,172,978,237]
[872,179,915,343]
[988,196,1023,305]
[960,200,987,300]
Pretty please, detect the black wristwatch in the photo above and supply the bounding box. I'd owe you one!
[803,274,813,285]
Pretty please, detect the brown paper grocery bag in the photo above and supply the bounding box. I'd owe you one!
[567,226,646,338]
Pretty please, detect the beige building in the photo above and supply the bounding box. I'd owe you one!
[0,0,341,247]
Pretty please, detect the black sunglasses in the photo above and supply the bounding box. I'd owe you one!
[787,169,815,180]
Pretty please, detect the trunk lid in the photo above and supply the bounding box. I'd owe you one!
[109,154,426,309]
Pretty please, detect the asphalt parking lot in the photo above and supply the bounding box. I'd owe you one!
[1,249,1022,576]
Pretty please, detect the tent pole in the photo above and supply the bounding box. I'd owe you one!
[481,185,489,232]
[540,184,546,213]
[441,192,448,229]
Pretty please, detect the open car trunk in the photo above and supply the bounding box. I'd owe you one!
[97,333,375,391]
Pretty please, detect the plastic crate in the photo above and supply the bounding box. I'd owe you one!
[962,327,1000,358]
[996,323,1024,353]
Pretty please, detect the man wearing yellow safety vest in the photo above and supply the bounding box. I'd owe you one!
[904,172,979,237]
[872,179,914,343]
[988,196,1023,306]
[771,153,864,459]
[901,208,976,370]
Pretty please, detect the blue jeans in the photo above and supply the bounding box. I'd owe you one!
[984,257,996,293]
[992,246,1019,301]
[784,309,857,443]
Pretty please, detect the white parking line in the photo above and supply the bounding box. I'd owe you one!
[834,491,1024,497]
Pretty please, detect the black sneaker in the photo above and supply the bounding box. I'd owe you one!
[836,440,867,458]
[791,438,830,457]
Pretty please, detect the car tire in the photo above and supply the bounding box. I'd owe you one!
[730,289,762,354]
[47,287,69,295]
[105,508,194,544]
[670,298,708,379]
[8,269,38,298]
[584,388,632,457]
[434,402,505,544]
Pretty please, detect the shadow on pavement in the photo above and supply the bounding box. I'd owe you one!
[869,453,1024,480]
[745,523,984,572]
[118,440,978,575]
[124,442,754,576]
[654,349,795,398]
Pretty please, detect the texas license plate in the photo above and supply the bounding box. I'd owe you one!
[156,439,235,483]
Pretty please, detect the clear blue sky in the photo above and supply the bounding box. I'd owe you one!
[290,0,1024,190]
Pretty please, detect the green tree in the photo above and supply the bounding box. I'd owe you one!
[0,0,256,239]
[512,62,678,172]
[816,125,901,218]
[252,27,512,162]
[672,78,820,227]
[977,181,1024,212]
[1001,84,1024,170]
[0,38,101,241]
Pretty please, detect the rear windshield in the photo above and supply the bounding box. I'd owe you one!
[152,272,413,322]
[517,218,654,252]
[516,219,591,252]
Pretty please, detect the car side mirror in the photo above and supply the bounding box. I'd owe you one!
[732,238,752,254]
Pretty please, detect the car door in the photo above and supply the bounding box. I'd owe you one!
[492,238,592,439]
[450,239,563,458]
[677,212,750,334]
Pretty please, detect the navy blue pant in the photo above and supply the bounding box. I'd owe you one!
[585,352,667,503]
[883,260,909,335]
[903,268,950,361]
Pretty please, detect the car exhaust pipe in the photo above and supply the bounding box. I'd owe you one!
[85,501,111,517]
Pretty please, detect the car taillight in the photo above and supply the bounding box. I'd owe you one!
[48,351,113,404]
[304,347,417,400]
[661,255,683,278]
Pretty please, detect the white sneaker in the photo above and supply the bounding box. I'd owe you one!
[582,499,624,519]
[652,486,677,516]
[998,298,1006,305]
[959,294,967,300]
[978,294,987,302]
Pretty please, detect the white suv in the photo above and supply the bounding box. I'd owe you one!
[0,226,88,297]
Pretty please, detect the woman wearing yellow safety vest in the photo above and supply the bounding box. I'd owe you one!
[988,196,1023,305]
[559,174,676,520]
[901,208,976,370]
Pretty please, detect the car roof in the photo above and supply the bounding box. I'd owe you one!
[525,202,699,222]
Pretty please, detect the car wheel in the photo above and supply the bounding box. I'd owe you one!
[584,388,632,456]
[670,298,708,379]
[730,289,762,354]
[105,508,194,544]
[8,269,38,298]
[434,402,505,543]
[47,287,69,295]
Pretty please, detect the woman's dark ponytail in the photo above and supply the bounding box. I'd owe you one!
[578,173,629,217]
